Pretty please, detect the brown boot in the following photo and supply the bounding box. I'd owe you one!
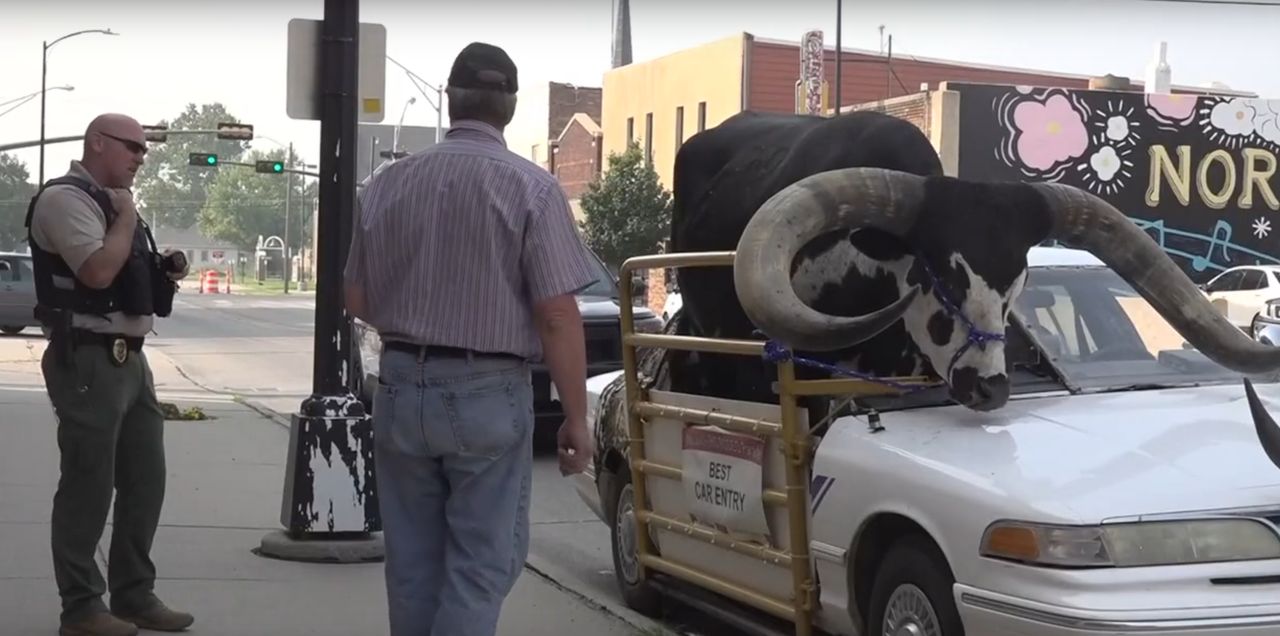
[59,612,139,636]
[111,600,193,633]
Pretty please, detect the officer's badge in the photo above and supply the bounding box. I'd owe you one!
[110,338,128,366]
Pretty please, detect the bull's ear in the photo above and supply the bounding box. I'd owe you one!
[1244,378,1280,471]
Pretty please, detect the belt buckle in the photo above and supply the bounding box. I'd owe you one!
[110,337,128,366]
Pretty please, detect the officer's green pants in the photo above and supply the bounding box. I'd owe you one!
[41,340,167,623]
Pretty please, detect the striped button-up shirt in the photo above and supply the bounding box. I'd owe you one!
[344,120,598,361]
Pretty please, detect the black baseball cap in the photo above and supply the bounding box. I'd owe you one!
[447,42,518,94]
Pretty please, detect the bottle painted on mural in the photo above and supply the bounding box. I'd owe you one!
[1145,41,1172,94]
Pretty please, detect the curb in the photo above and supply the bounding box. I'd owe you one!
[524,553,676,635]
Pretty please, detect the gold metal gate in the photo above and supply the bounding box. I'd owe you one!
[616,251,931,636]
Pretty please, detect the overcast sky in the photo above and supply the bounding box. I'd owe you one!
[1,0,1275,183]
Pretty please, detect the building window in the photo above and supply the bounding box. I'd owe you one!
[675,106,684,148]
[645,112,653,164]
[697,102,707,132]
[627,117,634,144]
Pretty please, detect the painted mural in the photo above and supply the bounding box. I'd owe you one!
[951,82,1280,282]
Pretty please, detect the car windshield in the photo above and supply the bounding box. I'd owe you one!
[577,249,620,299]
[1010,265,1279,392]
[861,263,1280,412]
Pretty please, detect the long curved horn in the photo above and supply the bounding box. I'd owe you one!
[1033,182,1280,375]
[1243,378,1280,471]
[734,167,925,352]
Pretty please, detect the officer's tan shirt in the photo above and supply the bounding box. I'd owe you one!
[30,161,153,337]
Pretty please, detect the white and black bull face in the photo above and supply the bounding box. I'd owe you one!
[899,252,1028,411]
[790,235,1029,411]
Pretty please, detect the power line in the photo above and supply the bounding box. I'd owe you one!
[1134,0,1280,5]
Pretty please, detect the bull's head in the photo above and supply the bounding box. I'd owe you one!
[733,167,1280,412]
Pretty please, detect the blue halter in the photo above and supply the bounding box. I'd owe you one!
[912,253,1006,377]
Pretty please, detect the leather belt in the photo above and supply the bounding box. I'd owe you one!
[384,341,523,362]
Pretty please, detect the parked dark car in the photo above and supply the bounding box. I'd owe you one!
[348,245,665,438]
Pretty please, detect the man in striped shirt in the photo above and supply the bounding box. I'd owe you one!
[343,42,597,636]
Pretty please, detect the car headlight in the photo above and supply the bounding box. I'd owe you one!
[980,518,1280,568]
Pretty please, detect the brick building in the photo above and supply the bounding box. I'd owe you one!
[601,32,1250,190]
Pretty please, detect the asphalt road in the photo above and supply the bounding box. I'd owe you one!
[145,291,727,634]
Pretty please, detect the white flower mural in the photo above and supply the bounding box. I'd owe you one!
[1105,116,1130,142]
[1090,146,1122,181]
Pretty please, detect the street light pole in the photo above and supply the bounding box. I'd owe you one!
[386,55,445,144]
[39,28,117,185]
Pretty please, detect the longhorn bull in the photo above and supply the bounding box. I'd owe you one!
[662,109,1280,423]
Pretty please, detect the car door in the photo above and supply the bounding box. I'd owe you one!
[1203,269,1244,325]
[12,257,37,326]
[0,256,26,328]
[1227,268,1270,327]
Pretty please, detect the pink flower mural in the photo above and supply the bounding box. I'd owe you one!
[1012,94,1089,171]
[1146,93,1197,125]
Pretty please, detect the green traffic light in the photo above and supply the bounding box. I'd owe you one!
[207,155,217,165]
[273,162,283,173]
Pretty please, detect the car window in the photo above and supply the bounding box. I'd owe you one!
[17,258,32,282]
[1240,269,1266,290]
[1206,270,1243,293]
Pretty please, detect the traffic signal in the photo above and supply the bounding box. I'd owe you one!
[255,160,285,174]
[216,122,254,141]
[142,124,168,143]
[189,152,218,167]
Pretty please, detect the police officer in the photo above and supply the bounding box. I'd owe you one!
[26,113,193,636]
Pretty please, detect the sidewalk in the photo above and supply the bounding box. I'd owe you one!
[0,338,653,636]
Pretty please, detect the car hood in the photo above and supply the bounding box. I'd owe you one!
[871,382,1280,523]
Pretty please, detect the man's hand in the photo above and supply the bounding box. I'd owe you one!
[104,188,138,221]
[557,418,592,476]
[162,249,190,281]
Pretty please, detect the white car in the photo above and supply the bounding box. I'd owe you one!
[1201,265,1280,330]
[574,246,1280,636]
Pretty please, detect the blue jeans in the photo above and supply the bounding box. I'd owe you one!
[372,347,534,636]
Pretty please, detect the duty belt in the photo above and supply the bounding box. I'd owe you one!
[66,329,144,366]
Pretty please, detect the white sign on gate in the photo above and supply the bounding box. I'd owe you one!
[681,426,769,537]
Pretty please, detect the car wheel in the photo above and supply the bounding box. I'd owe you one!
[607,465,663,617]
[866,534,965,636]
[0,326,22,335]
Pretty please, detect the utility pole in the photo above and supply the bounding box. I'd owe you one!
[834,0,842,117]
[257,0,381,563]
[283,141,292,295]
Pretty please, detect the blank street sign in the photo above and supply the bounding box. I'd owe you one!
[285,18,387,123]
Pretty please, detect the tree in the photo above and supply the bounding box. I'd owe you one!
[578,140,672,269]
[134,102,251,230]
[198,148,316,253]
[0,154,36,251]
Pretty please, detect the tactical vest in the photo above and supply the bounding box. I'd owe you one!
[23,175,168,322]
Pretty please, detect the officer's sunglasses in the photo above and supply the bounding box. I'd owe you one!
[100,132,147,156]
